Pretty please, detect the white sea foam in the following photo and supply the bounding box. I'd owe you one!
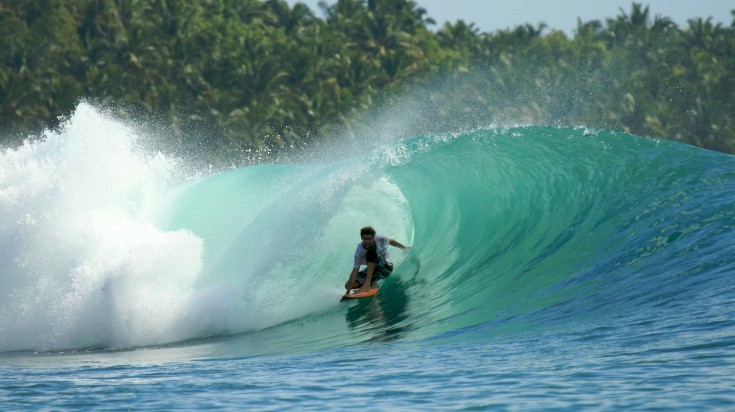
[0,103,208,351]
[0,103,416,352]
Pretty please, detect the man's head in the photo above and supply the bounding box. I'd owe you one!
[360,226,376,237]
[360,226,377,250]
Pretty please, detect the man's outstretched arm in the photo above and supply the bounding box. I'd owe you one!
[389,239,409,250]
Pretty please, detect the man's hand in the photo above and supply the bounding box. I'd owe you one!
[356,284,372,293]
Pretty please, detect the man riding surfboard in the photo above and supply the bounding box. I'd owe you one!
[344,226,410,295]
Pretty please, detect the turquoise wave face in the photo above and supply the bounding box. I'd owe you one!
[2,104,734,353]
[383,127,735,341]
[160,126,735,354]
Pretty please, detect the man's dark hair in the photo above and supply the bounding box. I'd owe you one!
[360,226,376,236]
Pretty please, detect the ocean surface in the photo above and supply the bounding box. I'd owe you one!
[1,103,734,410]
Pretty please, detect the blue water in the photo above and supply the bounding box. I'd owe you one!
[1,104,734,410]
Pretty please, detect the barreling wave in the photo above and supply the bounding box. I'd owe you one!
[1,103,734,354]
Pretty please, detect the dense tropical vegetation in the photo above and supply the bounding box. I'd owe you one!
[1,0,734,164]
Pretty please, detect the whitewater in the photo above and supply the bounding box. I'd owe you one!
[1,103,734,410]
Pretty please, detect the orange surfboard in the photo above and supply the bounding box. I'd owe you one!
[340,287,378,302]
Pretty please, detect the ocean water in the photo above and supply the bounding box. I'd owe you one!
[1,103,734,410]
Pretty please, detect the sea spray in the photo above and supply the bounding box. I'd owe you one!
[0,104,206,351]
[0,103,415,351]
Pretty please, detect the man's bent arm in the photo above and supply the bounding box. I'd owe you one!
[360,262,375,292]
[389,239,409,250]
[345,267,359,292]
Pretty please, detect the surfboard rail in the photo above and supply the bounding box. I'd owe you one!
[340,287,378,301]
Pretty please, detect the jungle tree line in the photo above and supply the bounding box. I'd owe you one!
[1,0,734,162]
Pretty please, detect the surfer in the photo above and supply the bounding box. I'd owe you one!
[344,226,410,294]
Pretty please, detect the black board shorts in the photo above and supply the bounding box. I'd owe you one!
[355,259,393,287]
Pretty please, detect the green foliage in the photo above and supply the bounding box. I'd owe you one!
[1,0,734,160]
